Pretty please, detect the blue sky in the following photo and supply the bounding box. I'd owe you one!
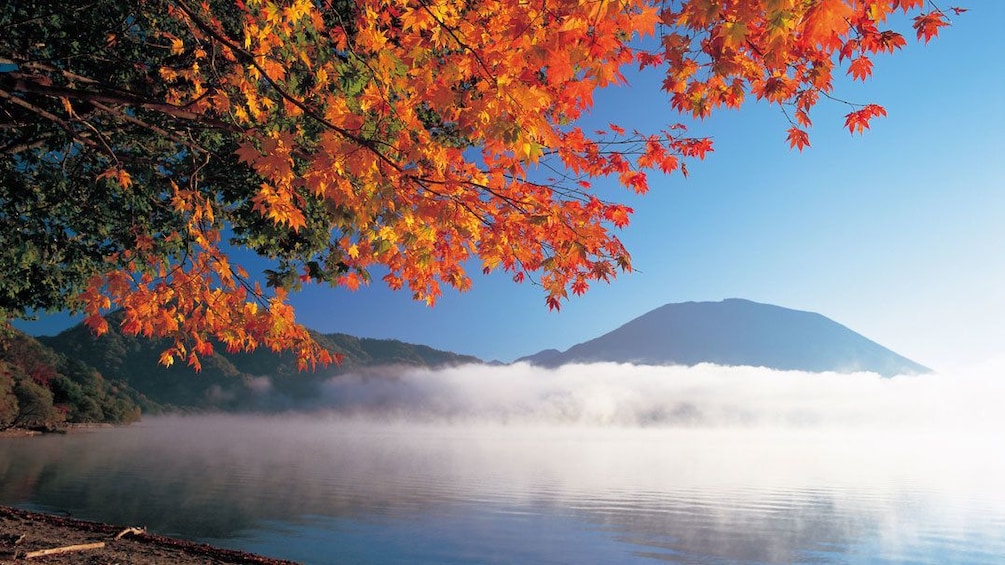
[16,6,1004,370]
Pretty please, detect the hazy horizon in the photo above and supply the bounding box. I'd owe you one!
[200,360,1005,433]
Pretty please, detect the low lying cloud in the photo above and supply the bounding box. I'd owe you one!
[315,361,1005,429]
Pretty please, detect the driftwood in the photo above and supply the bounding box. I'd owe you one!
[2,506,302,564]
[114,526,147,540]
[24,541,106,558]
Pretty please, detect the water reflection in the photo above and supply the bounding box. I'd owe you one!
[2,415,1004,563]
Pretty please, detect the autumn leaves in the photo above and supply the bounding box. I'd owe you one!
[55,0,956,368]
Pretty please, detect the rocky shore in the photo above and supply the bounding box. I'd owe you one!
[0,506,299,564]
[0,423,115,438]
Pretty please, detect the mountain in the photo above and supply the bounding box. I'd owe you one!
[39,312,480,412]
[518,299,929,377]
[0,327,143,430]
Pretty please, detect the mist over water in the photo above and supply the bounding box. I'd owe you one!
[316,361,1005,430]
[4,362,1005,563]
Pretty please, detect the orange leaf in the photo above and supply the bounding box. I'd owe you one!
[913,12,949,43]
[844,104,887,134]
[848,56,873,82]
[159,351,175,368]
[786,127,811,151]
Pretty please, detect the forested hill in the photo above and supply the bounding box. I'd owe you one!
[0,326,143,431]
[37,312,480,412]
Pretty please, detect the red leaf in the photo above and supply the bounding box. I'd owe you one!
[786,127,811,151]
[844,104,887,134]
[913,12,949,43]
[848,56,873,82]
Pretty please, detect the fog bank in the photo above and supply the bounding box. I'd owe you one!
[315,361,1005,429]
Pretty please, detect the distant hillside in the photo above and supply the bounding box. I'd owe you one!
[40,312,480,412]
[519,299,929,377]
[0,325,143,430]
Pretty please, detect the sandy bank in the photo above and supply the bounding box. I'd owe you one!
[0,506,299,564]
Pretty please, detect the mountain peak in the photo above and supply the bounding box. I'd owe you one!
[519,299,928,377]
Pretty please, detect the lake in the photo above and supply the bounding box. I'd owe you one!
[2,365,1005,563]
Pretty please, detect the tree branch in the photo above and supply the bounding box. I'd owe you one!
[4,72,242,132]
[0,87,100,150]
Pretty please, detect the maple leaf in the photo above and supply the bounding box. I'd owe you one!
[913,12,949,43]
[338,273,363,291]
[159,351,175,368]
[848,56,873,82]
[844,104,888,134]
[187,353,202,372]
[721,20,748,49]
[786,127,811,151]
[84,313,110,336]
[895,0,926,12]
[619,171,648,194]
[96,167,133,189]
[604,205,634,228]
[802,0,854,48]
[235,142,260,164]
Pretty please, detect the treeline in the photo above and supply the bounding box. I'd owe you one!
[0,324,143,431]
[1,311,480,424]
[37,311,481,413]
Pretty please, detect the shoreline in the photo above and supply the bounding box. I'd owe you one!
[0,422,125,439]
[0,429,41,439]
[0,506,299,564]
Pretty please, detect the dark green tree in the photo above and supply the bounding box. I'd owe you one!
[0,367,18,427]
[1,1,353,317]
[12,376,57,429]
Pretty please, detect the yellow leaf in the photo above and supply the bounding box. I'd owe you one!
[378,225,398,244]
[159,351,175,367]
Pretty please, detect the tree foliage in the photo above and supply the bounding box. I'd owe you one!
[0,0,956,369]
[37,311,480,411]
[0,325,143,429]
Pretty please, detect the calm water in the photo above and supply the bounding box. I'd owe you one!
[4,361,1005,563]
[2,414,1004,564]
